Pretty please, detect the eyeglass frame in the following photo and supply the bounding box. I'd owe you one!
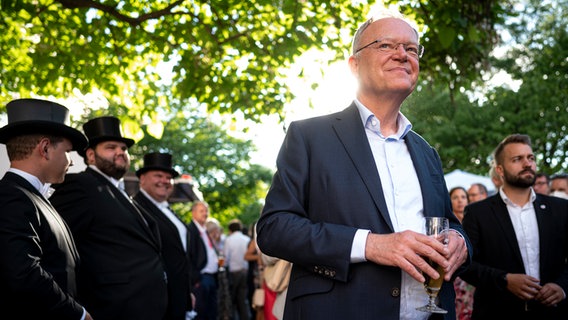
[354,38,424,58]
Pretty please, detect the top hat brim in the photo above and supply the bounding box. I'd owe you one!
[136,166,179,178]
[79,136,135,157]
[0,120,88,151]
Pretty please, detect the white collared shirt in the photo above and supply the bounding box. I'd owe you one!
[352,99,428,320]
[195,221,219,274]
[139,189,187,251]
[88,165,127,194]
[223,230,250,272]
[8,168,52,197]
[500,188,540,279]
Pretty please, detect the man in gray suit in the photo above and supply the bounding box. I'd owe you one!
[50,116,168,320]
[0,98,92,319]
[256,8,470,320]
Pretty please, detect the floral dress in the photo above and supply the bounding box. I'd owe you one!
[454,276,475,319]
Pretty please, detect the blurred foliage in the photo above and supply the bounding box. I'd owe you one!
[391,0,515,104]
[405,0,568,177]
[0,0,512,122]
[0,0,367,126]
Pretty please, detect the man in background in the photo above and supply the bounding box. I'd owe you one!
[490,163,503,192]
[550,173,568,199]
[188,201,219,320]
[533,172,550,195]
[461,134,568,319]
[50,116,168,320]
[224,219,251,320]
[133,152,195,320]
[467,183,488,203]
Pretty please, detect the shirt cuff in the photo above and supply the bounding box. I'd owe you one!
[450,228,465,242]
[80,307,87,320]
[350,229,370,263]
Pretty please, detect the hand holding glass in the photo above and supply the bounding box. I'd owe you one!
[416,217,449,314]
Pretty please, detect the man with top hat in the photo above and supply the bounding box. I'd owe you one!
[132,152,196,320]
[0,98,93,319]
[49,116,168,320]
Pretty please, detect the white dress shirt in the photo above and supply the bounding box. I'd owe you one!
[139,189,188,251]
[223,230,250,272]
[8,168,51,197]
[500,188,540,279]
[195,222,219,274]
[352,100,429,320]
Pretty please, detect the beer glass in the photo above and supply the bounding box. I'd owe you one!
[416,217,449,314]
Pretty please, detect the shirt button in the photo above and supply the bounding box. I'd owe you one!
[391,287,400,297]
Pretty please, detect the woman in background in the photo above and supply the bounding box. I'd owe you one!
[450,186,474,319]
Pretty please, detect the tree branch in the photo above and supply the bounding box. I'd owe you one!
[57,0,186,26]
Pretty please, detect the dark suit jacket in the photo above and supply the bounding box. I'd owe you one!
[133,191,192,320]
[0,172,84,319]
[188,221,207,285]
[50,168,168,320]
[256,104,471,320]
[461,193,568,319]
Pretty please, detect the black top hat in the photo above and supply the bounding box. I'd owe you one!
[82,116,135,154]
[136,152,179,178]
[0,98,88,151]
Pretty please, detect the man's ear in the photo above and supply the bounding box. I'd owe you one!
[38,138,50,159]
[495,165,504,179]
[85,147,95,164]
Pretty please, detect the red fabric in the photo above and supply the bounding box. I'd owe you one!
[263,281,278,320]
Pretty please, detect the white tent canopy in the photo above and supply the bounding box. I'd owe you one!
[444,169,496,195]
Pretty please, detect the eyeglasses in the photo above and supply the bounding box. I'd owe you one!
[355,39,424,58]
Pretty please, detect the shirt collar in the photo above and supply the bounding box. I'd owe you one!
[8,168,52,197]
[140,188,169,209]
[354,99,412,140]
[89,165,124,190]
[499,187,537,207]
[195,221,207,233]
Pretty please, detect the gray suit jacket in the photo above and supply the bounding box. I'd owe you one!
[256,104,471,320]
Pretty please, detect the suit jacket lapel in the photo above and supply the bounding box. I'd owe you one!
[491,195,525,267]
[86,168,162,250]
[135,192,185,251]
[5,172,80,262]
[405,133,440,218]
[533,196,551,269]
[332,104,394,232]
[405,134,427,211]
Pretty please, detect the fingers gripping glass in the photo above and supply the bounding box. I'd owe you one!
[355,39,424,58]
[416,217,449,314]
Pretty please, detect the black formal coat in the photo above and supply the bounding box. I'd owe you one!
[50,168,168,320]
[461,193,568,319]
[256,104,472,320]
[188,221,207,285]
[133,191,192,320]
[0,172,84,319]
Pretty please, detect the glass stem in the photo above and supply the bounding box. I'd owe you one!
[429,295,436,307]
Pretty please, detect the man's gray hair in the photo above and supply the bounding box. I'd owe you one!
[351,8,420,55]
